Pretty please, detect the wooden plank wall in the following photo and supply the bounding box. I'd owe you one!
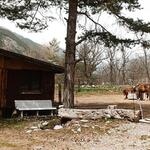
[0,56,7,116]
[5,58,42,70]
[0,55,56,117]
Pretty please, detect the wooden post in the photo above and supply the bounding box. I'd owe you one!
[0,56,7,117]
[0,69,2,110]
[58,83,62,104]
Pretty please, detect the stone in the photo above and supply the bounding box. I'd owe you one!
[30,126,38,130]
[38,121,49,129]
[81,125,89,128]
[26,130,32,134]
[42,121,49,126]
[59,105,64,108]
[80,119,89,123]
[33,146,44,150]
[77,127,81,132]
[71,129,78,134]
[33,128,42,131]
[53,125,63,130]
[107,105,117,109]
[92,126,95,129]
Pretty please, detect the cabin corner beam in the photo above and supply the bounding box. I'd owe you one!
[0,57,7,116]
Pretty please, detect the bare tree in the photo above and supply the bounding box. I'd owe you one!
[120,46,132,84]
[76,42,106,85]
[142,48,150,82]
[106,48,117,84]
[127,58,145,84]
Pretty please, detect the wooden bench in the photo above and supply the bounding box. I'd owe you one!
[14,100,57,118]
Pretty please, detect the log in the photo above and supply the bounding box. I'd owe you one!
[58,108,141,122]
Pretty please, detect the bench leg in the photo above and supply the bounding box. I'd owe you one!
[51,110,57,116]
[50,110,53,116]
[21,111,23,118]
[36,111,39,117]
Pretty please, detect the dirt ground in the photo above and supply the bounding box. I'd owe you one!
[1,94,150,150]
[75,94,150,118]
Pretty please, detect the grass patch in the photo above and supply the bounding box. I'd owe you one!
[0,119,28,129]
[75,85,122,96]
[0,141,17,148]
[140,135,150,140]
[40,117,61,129]
[0,116,62,130]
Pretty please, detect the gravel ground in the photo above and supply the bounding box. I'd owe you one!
[92,122,150,150]
[0,120,150,150]
[1,94,150,150]
[62,121,150,150]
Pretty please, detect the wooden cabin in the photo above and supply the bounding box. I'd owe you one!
[0,48,64,117]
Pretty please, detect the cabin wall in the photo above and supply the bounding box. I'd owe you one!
[5,57,42,70]
[3,70,55,117]
[0,54,61,118]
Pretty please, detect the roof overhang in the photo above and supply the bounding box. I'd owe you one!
[0,48,64,74]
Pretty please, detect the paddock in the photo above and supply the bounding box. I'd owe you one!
[74,94,150,118]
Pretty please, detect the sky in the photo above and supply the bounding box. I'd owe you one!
[0,0,149,49]
[0,8,67,48]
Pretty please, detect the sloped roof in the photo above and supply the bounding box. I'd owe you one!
[0,48,64,73]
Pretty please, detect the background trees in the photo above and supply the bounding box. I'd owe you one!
[1,0,150,107]
[76,41,106,85]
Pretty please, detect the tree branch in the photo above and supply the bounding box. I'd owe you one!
[77,11,110,33]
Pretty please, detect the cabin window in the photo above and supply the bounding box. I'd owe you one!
[20,72,41,94]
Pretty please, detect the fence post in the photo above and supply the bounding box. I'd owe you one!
[58,83,62,104]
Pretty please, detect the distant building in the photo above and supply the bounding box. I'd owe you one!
[0,48,64,117]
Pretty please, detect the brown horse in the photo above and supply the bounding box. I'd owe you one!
[123,87,136,99]
[135,83,150,100]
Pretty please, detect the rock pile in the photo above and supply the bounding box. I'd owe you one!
[26,120,63,133]
[58,108,141,122]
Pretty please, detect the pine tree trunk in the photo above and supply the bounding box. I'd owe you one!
[63,0,78,108]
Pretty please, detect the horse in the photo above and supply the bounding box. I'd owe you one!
[123,86,136,99]
[135,83,150,100]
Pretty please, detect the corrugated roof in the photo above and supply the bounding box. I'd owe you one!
[0,48,64,73]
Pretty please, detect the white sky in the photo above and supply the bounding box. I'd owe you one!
[0,0,149,49]
[0,16,67,48]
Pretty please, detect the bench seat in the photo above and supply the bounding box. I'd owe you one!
[16,107,56,111]
[14,100,56,118]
